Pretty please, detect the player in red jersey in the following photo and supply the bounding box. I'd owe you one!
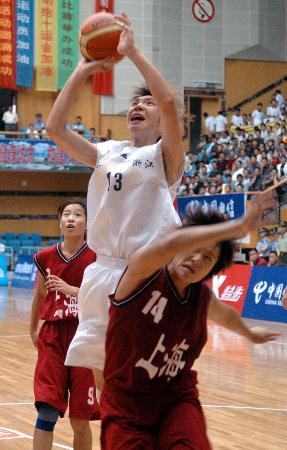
[101,192,280,450]
[30,200,99,450]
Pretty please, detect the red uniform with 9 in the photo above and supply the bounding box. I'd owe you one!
[34,243,99,419]
[101,267,212,449]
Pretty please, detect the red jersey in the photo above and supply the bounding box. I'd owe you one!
[34,243,96,322]
[105,267,211,392]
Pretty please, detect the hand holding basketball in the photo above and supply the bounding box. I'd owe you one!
[115,13,138,57]
[79,11,125,62]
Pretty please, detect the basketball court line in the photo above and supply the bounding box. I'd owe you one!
[0,426,72,449]
[0,334,30,338]
[202,405,287,411]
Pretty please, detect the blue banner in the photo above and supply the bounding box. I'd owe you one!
[242,266,287,323]
[11,255,37,288]
[177,193,246,221]
[0,139,90,172]
[0,254,8,286]
[16,0,34,87]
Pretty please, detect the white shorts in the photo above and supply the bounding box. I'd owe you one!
[65,255,128,370]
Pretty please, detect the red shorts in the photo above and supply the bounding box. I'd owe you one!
[34,320,99,420]
[100,378,211,449]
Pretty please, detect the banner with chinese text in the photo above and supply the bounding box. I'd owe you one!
[16,0,34,87]
[93,0,114,95]
[0,0,16,89]
[35,0,58,91]
[57,0,79,89]
[0,139,90,172]
[242,266,287,323]
[208,264,252,314]
[177,193,246,221]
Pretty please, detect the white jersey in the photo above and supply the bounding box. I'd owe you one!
[87,140,182,258]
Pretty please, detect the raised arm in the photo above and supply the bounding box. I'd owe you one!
[46,58,114,168]
[208,292,280,343]
[117,13,184,185]
[116,190,275,298]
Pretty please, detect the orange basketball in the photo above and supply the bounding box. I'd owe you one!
[79,12,125,62]
[283,136,287,144]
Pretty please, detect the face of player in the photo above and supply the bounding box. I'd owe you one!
[60,204,86,239]
[127,95,161,143]
[169,245,220,287]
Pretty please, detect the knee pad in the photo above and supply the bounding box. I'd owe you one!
[35,403,59,432]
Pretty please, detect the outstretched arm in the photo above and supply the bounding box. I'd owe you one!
[117,13,184,185]
[46,58,114,167]
[115,190,275,299]
[208,292,280,343]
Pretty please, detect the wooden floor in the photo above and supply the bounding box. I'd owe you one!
[0,286,286,449]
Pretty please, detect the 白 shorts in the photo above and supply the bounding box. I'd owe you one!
[65,255,128,370]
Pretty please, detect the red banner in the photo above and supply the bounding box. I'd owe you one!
[208,264,252,314]
[0,0,16,89]
[93,0,114,95]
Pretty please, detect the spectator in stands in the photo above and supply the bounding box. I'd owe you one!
[222,183,232,193]
[225,149,237,173]
[241,168,252,191]
[214,111,227,133]
[203,112,215,134]
[237,147,250,168]
[277,155,287,177]
[275,89,285,109]
[2,105,18,137]
[262,167,280,190]
[248,248,268,266]
[231,160,244,182]
[88,127,97,143]
[33,113,46,134]
[70,116,85,135]
[198,164,209,182]
[266,99,280,123]
[0,104,5,131]
[234,184,243,192]
[276,221,287,266]
[256,227,272,260]
[231,108,244,127]
[252,103,264,126]
[216,151,228,174]
[268,250,279,267]
[249,167,263,191]
[27,123,40,140]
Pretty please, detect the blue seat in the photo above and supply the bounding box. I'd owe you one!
[4,233,17,242]
[0,134,6,139]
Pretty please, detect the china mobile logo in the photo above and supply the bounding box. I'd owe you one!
[253,281,268,304]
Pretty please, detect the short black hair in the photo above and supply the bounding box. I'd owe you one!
[183,205,236,278]
[130,83,152,103]
[58,198,87,219]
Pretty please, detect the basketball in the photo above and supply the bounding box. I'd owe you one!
[79,12,125,62]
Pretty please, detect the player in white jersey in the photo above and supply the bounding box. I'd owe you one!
[46,13,184,389]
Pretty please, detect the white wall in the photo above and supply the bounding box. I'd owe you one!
[79,0,287,115]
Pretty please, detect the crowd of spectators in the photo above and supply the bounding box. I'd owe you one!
[0,109,109,142]
[179,90,287,197]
